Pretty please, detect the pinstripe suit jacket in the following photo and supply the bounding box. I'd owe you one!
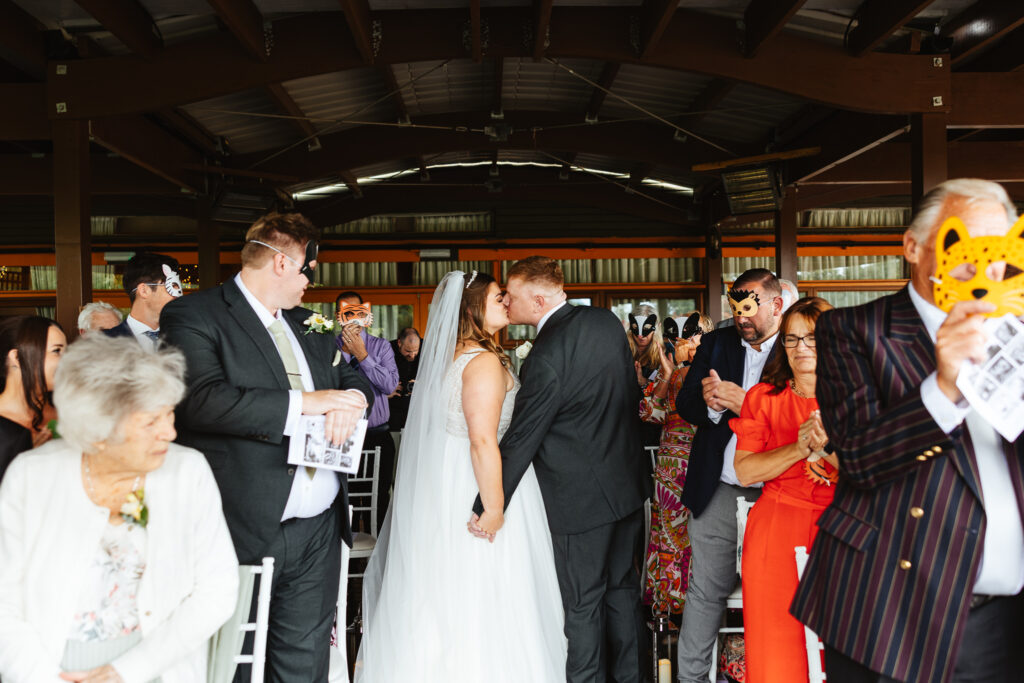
[791,287,1024,683]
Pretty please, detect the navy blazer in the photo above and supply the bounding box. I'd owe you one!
[791,287,1024,683]
[676,325,777,517]
[101,320,134,339]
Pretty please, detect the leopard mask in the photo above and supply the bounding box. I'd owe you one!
[932,215,1024,318]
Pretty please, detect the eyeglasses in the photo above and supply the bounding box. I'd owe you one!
[782,334,816,348]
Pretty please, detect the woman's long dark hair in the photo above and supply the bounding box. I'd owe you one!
[0,316,63,430]
[458,271,510,368]
[761,297,833,395]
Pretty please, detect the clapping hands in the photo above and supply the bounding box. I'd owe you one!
[702,369,745,414]
[797,410,829,457]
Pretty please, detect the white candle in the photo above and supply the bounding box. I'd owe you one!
[658,658,672,683]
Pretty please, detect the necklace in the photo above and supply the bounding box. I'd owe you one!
[789,378,814,399]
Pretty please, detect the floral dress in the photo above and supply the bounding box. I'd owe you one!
[639,363,695,615]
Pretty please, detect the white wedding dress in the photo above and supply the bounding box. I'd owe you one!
[355,348,567,682]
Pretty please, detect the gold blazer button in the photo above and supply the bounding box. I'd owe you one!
[910,507,924,518]
[899,559,912,570]
[916,455,928,462]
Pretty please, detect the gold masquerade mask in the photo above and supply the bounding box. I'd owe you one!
[728,289,761,317]
[932,215,1024,318]
[337,301,373,327]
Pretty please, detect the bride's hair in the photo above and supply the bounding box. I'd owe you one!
[459,272,510,368]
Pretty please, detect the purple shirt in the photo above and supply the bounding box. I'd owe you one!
[337,329,399,428]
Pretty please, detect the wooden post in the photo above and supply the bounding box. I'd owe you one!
[775,186,799,285]
[52,120,91,337]
[197,196,220,289]
[705,226,723,323]
[911,112,948,210]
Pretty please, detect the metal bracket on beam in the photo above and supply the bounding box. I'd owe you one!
[372,20,383,58]
[263,21,274,58]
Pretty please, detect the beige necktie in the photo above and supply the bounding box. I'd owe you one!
[268,319,316,480]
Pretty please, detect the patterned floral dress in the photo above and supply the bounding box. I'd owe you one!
[639,363,695,615]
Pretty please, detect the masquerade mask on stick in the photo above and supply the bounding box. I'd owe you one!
[629,313,657,337]
[932,215,1024,318]
[728,289,761,317]
[338,301,373,328]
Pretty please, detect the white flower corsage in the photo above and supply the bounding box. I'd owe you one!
[303,313,335,335]
[120,489,148,527]
[515,341,533,359]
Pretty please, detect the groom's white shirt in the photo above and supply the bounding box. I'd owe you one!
[536,301,567,334]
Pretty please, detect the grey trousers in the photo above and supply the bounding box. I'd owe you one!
[676,483,761,683]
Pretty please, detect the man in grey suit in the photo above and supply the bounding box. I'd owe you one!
[161,212,372,683]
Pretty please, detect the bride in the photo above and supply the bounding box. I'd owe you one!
[355,270,567,682]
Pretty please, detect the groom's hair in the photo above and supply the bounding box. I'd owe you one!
[241,211,319,268]
[506,256,563,290]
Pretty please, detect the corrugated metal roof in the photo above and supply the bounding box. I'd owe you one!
[691,83,804,145]
[598,66,711,121]
[392,60,492,117]
[503,58,603,112]
[182,88,297,155]
[283,69,395,133]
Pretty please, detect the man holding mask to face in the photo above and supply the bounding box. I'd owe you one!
[674,268,783,683]
[335,292,400,534]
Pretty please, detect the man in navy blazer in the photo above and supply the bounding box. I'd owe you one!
[104,252,181,348]
[675,268,782,682]
[793,179,1024,683]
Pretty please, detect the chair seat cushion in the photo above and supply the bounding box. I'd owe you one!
[352,532,377,553]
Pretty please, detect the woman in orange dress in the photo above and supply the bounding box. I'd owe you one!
[730,297,838,683]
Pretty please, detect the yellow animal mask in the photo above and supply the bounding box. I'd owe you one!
[932,215,1024,317]
[337,301,373,327]
[728,289,761,318]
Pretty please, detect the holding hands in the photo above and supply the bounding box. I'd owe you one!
[468,510,504,543]
[702,369,745,414]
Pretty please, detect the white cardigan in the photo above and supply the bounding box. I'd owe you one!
[0,440,239,683]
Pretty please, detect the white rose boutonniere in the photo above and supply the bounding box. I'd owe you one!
[120,489,148,527]
[515,341,533,360]
[303,313,335,335]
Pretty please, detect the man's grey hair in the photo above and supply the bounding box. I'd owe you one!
[77,301,123,333]
[778,278,799,312]
[908,179,1017,241]
[53,336,186,453]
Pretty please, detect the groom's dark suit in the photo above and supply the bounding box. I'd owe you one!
[475,303,651,683]
[161,278,372,682]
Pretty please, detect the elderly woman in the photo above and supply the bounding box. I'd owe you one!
[0,336,238,683]
[639,312,713,615]
[0,315,66,482]
[729,297,837,683]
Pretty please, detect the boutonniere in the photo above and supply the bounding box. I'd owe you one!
[303,313,335,335]
[515,340,533,360]
[120,488,149,527]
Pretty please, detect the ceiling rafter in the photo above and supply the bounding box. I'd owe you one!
[533,0,554,60]
[338,169,363,198]
[0,0,46,80]
[742,0,808,59]
[785,111,908,182]
[155,107,221,156]
[265,83,322,149]
[74,0,162,59]
[942,1,1024,67]
[584,62,621,122]
[89,115,205,191]
[492,58,504,118]
[207,0,268,62]
[639,0,681,59]
[846,0,940,56]
[41,9,949,119]
[966,22,1024,71]
[678,78,735,130]
[379,66,411,125]
[338,0,374,64]
[470,0,482,62]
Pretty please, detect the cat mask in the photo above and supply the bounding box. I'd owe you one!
[629,313,657,337]
[728,289,761,317]
[663,313,701,341]
[337,301,373,328]
[932,215,1024,318]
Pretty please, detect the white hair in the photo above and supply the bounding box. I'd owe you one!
[53,336,186,453]
[908,178,1017,241]
[77,301,123,332]
[778,278,799,312]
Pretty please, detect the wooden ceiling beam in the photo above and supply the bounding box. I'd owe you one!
[337,0,374,64]
[846,0,940,56]
[784,111,909,182]
[40,9,949,119]
[0,154,185,195]
[964,22,1024,71]
[942,1,1024,67]
[0,84,48,140]
[379,66,411,125]
[207,0,268,62]
[640,0,681,59]
[950,71,1024,126]
[742,0,808,59]
[90,115,204,191]
[584,62,621,121]
[492,58,504,118]
[338,169,363,198]
[265,83,321,148]
[533,0,553,60]
[678,78,735,128]
[74,0,162,59]
[470,0,482,62]
[0,0,46,80]
[155,107,222,156]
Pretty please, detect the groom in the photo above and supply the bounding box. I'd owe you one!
[472,256,651,683]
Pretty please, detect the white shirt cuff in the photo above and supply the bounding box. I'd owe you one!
[283,390,302,436]
[920,373,970,434]
[345,388,370,413]
[708,406,725,424]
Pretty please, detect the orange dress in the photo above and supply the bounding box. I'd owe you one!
[729,383,837,683]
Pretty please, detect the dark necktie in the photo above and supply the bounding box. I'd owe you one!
[143,330,159,348]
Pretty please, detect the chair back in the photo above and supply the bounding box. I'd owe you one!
[207,557,275,683]
[735,496,756,578]
[645,445,658,471]
[348,446,382,537]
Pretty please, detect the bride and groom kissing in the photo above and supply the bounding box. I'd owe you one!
[356,256,652,683]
